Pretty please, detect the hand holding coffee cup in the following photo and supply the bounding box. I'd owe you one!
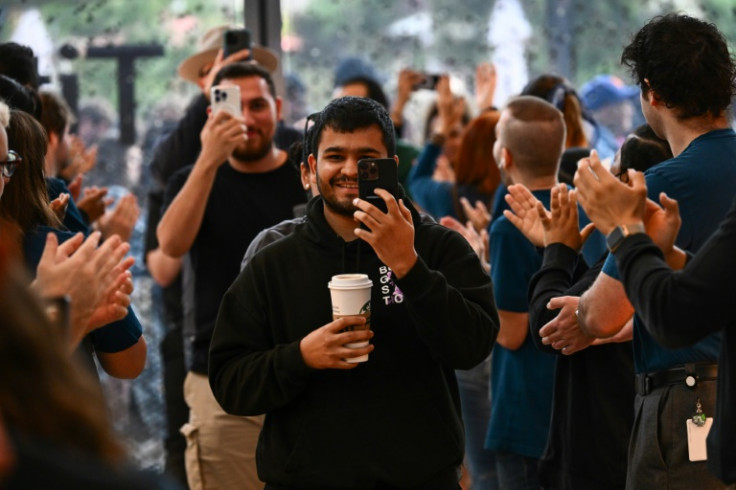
[298,316,373,370]
[328,274,373,363]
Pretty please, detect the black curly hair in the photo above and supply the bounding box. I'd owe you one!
[621,14,736,119]
[309,96,396,158]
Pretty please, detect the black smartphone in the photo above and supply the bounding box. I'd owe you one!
[412,73,441,91]
[358,158,399,213]
[223,28,253,59]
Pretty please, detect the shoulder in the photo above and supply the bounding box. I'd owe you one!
[45,177,69,198]
[490,214,520,237]
[246,217,305,257]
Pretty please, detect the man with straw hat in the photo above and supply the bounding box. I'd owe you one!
[150,25,298,186]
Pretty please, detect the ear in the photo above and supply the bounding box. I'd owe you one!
[642,79,660,106]
[308,152,318,176]
[275,96,283,121]
[499,147,511,170]
[393,154,399,167]
[48,131,59,150]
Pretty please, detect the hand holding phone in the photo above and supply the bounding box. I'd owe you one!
[210,85,242,117]
[355,158,416,277]
[412,73,441,91]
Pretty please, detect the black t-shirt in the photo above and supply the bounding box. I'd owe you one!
[163,159,306,374]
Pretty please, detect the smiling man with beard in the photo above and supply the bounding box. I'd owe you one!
[209,96,499,489]
[157,63,306,490]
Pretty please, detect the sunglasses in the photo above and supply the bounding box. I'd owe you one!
[0,150,21,178]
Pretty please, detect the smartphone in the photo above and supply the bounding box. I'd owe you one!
[223,28,253,59]
[412,73,441,91]
[358,158,399,213]
[210,85,242,117]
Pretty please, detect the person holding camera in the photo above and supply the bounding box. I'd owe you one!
[156,62,306,490]
[209,96,498,489]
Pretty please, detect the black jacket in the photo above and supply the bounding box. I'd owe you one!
[528,245,634,490]
[209,196,498,489]
[615,196,736,485]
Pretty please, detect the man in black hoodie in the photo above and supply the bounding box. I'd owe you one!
[209,96,499,489]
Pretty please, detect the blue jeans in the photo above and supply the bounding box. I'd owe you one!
[456,356,499,490]
[494,451,540,490]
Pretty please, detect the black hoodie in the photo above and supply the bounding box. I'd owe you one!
[209,195,499,489]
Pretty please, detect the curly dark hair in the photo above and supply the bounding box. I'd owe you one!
[621,14,736,119]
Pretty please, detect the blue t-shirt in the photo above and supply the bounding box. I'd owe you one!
[601,128,736,373]
[486,188,606,457]
[486,189,555,458]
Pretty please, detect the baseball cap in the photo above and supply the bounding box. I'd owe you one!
[581,74,639,111]
[177,25,279,84]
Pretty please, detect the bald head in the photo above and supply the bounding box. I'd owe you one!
[498,96,566,178]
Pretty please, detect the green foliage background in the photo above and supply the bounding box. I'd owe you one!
[2,0,736,134]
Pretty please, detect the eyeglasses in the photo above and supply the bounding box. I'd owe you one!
[0,150,21,178]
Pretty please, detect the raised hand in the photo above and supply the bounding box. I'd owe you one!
[49,192,70,221]
[202,48,257,97]
[86,267,134,330]
[97,193,140,242]
[59,135,97,181]
[459,197,491,233]
[67,173,83,202]
[32,232,132,350]
[75,186,111,224]
[439,216,490,273]
[574,149,647,236]
[353,189,417,279]
[503,184,545,247]
[199,109,248,169]
[391,68,425,127]
[540,184,595,250]
[475,62,497,111]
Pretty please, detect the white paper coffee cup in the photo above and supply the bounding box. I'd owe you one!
[328,274,373,363]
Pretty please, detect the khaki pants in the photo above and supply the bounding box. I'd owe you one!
[182,372,264,490]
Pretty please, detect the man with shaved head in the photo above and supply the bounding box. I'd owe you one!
[484,96,605,488]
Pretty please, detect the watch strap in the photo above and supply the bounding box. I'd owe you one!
[606,223,646,252]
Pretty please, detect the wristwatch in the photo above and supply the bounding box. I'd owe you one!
[606,223,646,252]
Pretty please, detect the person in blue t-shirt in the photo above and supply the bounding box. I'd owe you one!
[485,96,606,489]
[551,14,736,490]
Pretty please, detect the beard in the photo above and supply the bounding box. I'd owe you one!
[231,131,272,162]
[318,175,358,217]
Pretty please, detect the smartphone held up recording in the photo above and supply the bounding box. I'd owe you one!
[210,85,242,117]
[358,158,399,213]
[412,73,441,91]
[223,28,253,59]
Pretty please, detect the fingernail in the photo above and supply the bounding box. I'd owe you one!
[353,198,359,205]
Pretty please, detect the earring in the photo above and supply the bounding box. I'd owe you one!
[304,183,310,190]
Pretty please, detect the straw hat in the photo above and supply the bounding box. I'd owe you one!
[177,25,279,84]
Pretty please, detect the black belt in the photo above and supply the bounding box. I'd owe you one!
[635,362,718,396]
